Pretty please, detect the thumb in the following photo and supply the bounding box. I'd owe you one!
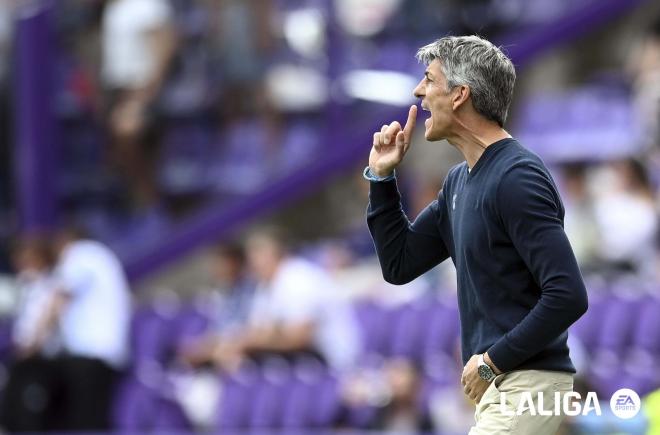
[395,131,406,151]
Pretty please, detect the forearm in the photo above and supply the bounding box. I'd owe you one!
[137,24,177,104]
[240,325,314,354]
[488,269,588,372]
[31,292,69,350]
[367,179,448,285]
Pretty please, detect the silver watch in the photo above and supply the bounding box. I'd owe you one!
[477,354,496,382]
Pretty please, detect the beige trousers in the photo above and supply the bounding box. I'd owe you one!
[468,369,574,435]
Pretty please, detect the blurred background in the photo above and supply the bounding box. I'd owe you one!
[0,0,660,433]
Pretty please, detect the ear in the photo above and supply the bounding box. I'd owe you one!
[451,85,470,111]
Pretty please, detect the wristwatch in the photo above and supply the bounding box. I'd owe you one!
[477,354,496,382]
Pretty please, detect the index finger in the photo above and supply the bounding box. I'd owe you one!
[403,105,417,141]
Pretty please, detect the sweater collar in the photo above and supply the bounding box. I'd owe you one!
[467,137,514,177]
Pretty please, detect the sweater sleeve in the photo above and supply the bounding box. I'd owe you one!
[366,178,450,285]
[487,164,588,372]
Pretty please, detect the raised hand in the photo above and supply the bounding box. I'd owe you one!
[369,105,417,177]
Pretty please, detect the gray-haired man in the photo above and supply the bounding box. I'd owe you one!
[365,35,588,434]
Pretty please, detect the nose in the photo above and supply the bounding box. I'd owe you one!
[413,78,425,99]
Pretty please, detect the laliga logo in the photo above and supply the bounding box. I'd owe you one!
[499,392,601,417]
[498,388,641,418]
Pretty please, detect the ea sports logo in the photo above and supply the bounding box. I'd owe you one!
[610,388,641,419]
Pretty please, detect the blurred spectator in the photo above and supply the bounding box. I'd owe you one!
[205,0,273,121]
[0,236,60,432]
[560,162,599,271]
[101,0,177,207]
[209,227,360,372]
[341,359,433,432]
[178,243,254,367]
[10,236,60,357]
[592,158,658,278]
[204,243,254,332]
[628,16,660,148]
[34,228,132,430]
[172,243,255,429]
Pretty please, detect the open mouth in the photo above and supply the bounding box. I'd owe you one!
[421,105,431,127]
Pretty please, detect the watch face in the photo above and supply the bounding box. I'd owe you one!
[478,364,495,381]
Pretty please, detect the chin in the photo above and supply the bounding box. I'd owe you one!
[424,129,444,142]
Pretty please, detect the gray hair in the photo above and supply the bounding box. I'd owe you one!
[416,35,516,127]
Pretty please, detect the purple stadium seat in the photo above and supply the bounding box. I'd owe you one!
[130,306,174,366]
[112,377,158,431]
[388,302,427,361]
[248,359,293,428]
[153,397,191,431]
[280,358,327,428]
[217,364,261,429]
[588,292,652,397]
[421,300,460,364]
[112,376,191,432]
[345,404,379,429]
[280,378,312,428]
[569,292,608,352]
[631,296,660,352]
[610,296,660,397]
[353,300,390,359]
[308,373,342,428]
[595,295,646,352]
[174,304,212,351]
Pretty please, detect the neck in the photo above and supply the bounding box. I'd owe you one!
[446,116,511,169]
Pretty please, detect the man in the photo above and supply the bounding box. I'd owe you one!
[178,243,255,368]
[102,0,177,207]
[212,228,360,372]
[1,236,60,432]
[32,228,131,430]
[364,35,588,434]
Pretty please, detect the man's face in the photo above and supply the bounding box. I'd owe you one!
[245,236,281,283]
[413,59,455,141]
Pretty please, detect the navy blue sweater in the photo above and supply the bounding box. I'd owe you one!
[367,138,588,373]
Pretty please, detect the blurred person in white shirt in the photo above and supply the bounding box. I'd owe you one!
[213,228,361,372]
[32,227,131,430]
[0,236,60,432]
[11,237,60,358]
[592,158,658,278]
[101,0,177,207]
